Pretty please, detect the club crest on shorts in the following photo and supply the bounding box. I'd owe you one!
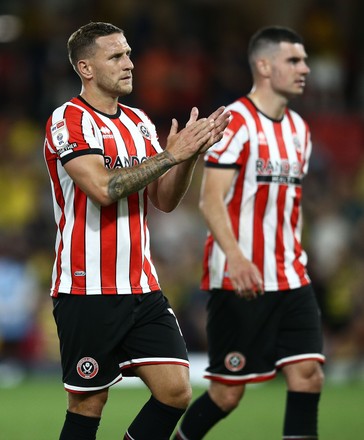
[224,352,246,372]
[77,357,99,379]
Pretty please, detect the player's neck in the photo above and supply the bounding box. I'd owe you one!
[80,89,119,116]
[248,89,288,121]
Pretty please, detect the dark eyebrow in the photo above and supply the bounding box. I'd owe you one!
[287,55,307,63]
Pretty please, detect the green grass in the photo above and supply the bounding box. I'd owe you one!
[1,375,363,439]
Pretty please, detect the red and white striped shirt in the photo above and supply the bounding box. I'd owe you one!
[201,97,312,292]
[44,96,162,296]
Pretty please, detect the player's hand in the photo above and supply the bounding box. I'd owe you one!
[227,252,264,300]
[198,106,231,153]
[165,106,230,163]
[165,107,216,163]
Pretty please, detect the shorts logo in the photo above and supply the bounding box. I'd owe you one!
[77,357,99,379]
[224,352,246,372]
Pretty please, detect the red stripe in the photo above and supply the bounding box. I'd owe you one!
[204,371,276,385]
[70,186,87,294]
[112,116,144,293]
[45,120,66,297]
[116,108,160,292]
[273,122,289,288]
[128,193,143,293]
[201,235,213,290]
[100,204,118,294]
[73,104,119,294]
[243,98,269,276]
[141,192,159,289]
[286,111,307,283]
[223,146,249,288]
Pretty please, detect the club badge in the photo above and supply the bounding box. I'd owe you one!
[224,352,246,372]
[77,357,99,379]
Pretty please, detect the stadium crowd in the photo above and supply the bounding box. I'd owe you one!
[1,0,364,386]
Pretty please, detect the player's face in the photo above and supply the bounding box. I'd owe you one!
[269,42,310,99]
[89,33,134,98]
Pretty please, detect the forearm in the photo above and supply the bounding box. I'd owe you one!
[108,150,176,202]
[150,156,199,212]
[201,198,241,258]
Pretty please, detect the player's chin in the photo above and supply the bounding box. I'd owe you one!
[118,83,133,96]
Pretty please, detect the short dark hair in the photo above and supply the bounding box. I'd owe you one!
[67,22,124,70]
[248,26,304,66]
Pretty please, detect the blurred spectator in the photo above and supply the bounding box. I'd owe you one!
[0,234,40,387]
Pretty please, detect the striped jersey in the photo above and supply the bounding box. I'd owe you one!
[44,96,162,296]
[201,96,312,292]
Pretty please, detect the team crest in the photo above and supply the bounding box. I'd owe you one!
[77,357,99,379]
[51,119,70,149]
[138,122,151,140]
[293,135,301,153]
[224,352,246,372]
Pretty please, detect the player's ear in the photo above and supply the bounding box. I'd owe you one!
[78,59,93,79]
[256,58,271,78]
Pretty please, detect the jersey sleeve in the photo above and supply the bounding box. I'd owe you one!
[47,104,103,165]
[204,109,249,168]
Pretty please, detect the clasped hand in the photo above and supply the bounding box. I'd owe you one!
[165,106,231,163]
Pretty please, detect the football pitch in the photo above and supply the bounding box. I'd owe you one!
[1,375,363,439]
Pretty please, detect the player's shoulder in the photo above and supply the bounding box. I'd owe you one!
[48,97,89,121]
[118,103,154,125]
[286,107,310,130]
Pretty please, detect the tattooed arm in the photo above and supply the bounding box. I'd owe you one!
[63,149,175,207]
[64,107,229,208]
[63,109,218,207]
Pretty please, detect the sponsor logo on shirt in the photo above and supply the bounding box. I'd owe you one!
[104,155,148,169]
[256,158,303,185]
[100,126,114,139]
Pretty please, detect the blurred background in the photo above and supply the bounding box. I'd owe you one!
[1,0,364,387]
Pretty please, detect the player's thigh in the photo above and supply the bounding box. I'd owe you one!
[135,363,192,407]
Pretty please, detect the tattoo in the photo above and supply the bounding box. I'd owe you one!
[108,150,176,201]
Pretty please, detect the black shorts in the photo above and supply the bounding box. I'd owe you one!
[52,291,189,393]
[204,284,325,384]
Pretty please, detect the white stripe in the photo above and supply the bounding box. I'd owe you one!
[125,430,136,440]
[85,199,102,294]
[176,428,190,440]
[57,159,74,293]
[276,353,326,367]
[204,369,276,383]
[119,357,190,369]
[64,373,123,392]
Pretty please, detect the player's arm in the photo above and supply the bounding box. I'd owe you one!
[63,151,176,206]
[199,166,263,298]
[63,110,218,207]
[148,106,230,212]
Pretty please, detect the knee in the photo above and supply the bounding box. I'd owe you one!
[310,364,325,391]
[209,384,244,413]
[158,380,192,409]
[173,382,193,409]
[302,363,324,392]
